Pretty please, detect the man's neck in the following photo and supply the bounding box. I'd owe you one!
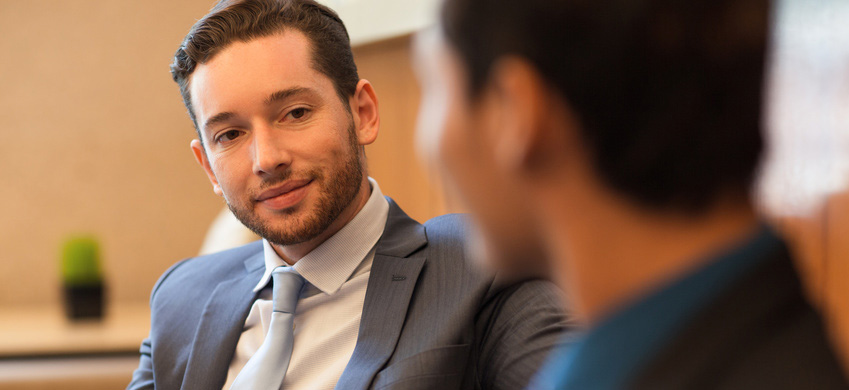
[272,178,373,264]
[540,184,759,326]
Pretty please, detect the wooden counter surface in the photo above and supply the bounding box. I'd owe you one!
[0,302,149,357]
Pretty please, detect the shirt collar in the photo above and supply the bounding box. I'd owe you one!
[254,177,389,294]
[533,223,780,389]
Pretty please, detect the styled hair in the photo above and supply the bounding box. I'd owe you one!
[441,0,770,213]
[171,0,359,131]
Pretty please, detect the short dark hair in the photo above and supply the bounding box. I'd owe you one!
[171,0,359,131]
[441,0,770,213]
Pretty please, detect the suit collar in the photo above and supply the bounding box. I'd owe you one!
[336,197,429,389]
[374,197,427,257]
[184,197,428,389]
[243,245,265,273]
[543,225,783,389]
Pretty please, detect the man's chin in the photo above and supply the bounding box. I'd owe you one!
[255,224,321,247]
[230,207,315,246]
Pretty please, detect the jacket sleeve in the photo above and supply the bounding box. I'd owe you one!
[126,258,192,390]
[475,279,576,390]
[127,337,155,390]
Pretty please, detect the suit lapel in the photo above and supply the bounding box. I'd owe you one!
[182,252,265,390]
[336,198,428,389]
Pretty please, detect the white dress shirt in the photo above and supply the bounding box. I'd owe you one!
[224,178,389,390]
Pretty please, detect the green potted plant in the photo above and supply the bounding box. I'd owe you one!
[60,236,105,320]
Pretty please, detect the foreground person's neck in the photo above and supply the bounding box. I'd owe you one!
[544,190,759,326]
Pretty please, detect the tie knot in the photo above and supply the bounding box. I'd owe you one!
[271,266,305,314]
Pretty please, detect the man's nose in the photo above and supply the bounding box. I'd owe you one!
[251,124,292,176]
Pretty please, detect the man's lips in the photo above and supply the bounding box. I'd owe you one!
[255,179,312,202]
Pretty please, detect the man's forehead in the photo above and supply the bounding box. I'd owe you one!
[187,31,327,124]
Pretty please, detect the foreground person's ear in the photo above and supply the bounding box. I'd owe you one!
[487,57,582,175]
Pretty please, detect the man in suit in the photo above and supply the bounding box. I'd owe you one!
[128,0,568,389]
[414,0,849,388]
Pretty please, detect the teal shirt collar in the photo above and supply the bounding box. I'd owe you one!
[532,224,781,389]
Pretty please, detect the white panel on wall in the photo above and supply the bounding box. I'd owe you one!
[318,0,440,45]
[758,0,849,216]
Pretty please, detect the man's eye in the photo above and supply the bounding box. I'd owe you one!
[217,129,241,143]
[289,108,308,119]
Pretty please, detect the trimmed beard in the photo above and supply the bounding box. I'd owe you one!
[227,122,363,246]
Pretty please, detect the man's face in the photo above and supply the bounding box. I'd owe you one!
[189,31,364,246]
[413,29,546,275]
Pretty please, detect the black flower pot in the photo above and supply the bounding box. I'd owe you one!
[63,283,105,320]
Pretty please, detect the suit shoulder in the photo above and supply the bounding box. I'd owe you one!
[151,240,263,300]
[423,213,469,245]
[421,213,471,257]
[170,240,262,275]
[417,213,495,293]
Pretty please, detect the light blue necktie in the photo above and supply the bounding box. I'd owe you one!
[230,266,305,389]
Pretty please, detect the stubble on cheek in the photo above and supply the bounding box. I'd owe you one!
[224,125,364,246]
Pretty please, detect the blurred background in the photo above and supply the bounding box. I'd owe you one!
[0,0,846,388]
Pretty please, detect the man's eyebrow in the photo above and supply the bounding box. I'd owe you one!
[203,111,235,132]
[201,88,314,131]
[264,87,312,105]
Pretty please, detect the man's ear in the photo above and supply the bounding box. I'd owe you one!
[350,79,379,146]
[191,139,224,197]
[486,57,561,172]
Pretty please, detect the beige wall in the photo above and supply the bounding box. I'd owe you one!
[0,0,225,306]
[353,36,451,224]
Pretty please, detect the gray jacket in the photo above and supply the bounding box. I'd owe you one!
[128,198,570,389]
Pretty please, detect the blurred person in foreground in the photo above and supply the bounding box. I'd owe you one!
[128,0,569,388]
[414,0,849,388]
